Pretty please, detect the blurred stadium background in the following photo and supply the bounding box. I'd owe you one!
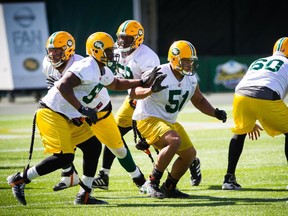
[0,0,288,102]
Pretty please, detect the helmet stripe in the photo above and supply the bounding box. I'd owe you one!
[188,42,196,56]
[49,32,58,45]
[120,20,131,33]
[276,37,285,51]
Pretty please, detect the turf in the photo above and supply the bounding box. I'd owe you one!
[0,96,287,216]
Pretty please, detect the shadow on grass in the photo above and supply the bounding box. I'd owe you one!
[105,194,288,208]
[0,166,27,169]
[2,193,287,209]
[208,185,288,192]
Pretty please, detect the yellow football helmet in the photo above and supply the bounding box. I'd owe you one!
[273,37,288,58]
[116,20,144,52]
[86,32,117,67]
[168,40,199,76]
[46,31,75,67]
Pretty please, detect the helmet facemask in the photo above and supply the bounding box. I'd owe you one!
[176,57,199,76]
[101,47,119,68]
[46,47,66,68]
[116,35,137,57]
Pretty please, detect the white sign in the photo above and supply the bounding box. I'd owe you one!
[0,2,49,90]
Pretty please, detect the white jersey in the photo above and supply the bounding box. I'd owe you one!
[41,56,114,119]
[133,63,198,123]
[42,54,84,78]
[115,44,160,80]
[236,54,288,100]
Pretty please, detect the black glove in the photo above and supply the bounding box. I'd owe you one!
[135,139,150,151]
[151,74,168,92]
[46,76,59,89]
[215,108,227,123]
[78,105,98,124]
[141,66,161,86]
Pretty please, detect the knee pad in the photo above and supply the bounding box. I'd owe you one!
[109,147,127,159]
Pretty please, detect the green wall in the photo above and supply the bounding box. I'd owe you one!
[161,55,261,93]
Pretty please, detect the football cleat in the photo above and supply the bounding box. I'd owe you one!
[142,180,165,199]
[189,157,202,186]
[222,173,242,190]
[53,166,79,191]
[132,170,146,188]
[74,191,108,205]
[7,172,31,205]
[92,170,109,190]
[160,183,190,198]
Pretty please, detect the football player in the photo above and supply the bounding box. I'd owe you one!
[131,40,227,198]
[52,32,163,192]
[222,37,288,190]
[93,20,202,190]
[7,31,106,205]
[6,31,160,206]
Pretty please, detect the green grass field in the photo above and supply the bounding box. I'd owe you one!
[0,95,287,216]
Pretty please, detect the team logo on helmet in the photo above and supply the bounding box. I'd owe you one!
[94,41,104,49]
[172,48,180,56]
[138,29,143,36]
[67,39,73,47]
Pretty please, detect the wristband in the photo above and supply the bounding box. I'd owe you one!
[77,105,84,112]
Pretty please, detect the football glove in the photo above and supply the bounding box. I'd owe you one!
[46,76,59,89]
[141,66,162,87]
[214,108,227,123]
[151,74,168,92]
[78,105,98,124]
[135,139,150,151]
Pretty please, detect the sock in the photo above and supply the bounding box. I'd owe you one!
[63,166,72,173]
[129,166,141,179]
[25,166,39,180]
[227,134,246,174]
[165,175,178,189]
[117,149,136,172]
[100,168,110,176]
[79,175,94,194]
[149,168,163,184]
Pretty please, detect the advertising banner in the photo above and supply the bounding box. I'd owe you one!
[0,2,48,90]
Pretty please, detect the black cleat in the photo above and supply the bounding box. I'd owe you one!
[92,170,109,190]
[7,172,30,205]
[74,192,108,205]
[160,183,190,198]
[189,157,202,186]
[222,173,242,190]
[53,166,79,191]
[141,180,165,199]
